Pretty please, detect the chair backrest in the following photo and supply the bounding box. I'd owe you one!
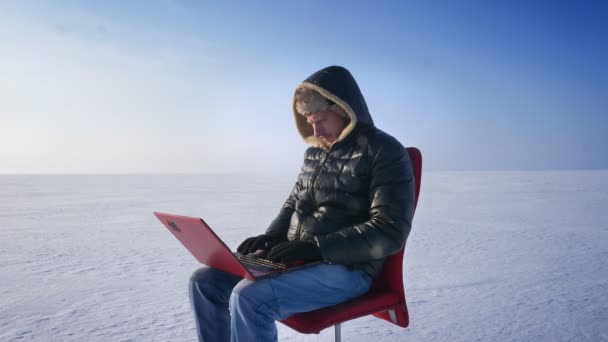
[370,147,422,327]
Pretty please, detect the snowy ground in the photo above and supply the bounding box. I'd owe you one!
[1,171,607,341]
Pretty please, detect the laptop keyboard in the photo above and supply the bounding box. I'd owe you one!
[236,253,287,273]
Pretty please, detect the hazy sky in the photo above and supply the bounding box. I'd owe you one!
[1,1,606,173]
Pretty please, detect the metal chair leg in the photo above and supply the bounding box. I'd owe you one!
[334,323,342,342]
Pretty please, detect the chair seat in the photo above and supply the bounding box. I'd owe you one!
[280,291,401,334]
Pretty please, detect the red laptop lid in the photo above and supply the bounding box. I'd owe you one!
[153,212,253,280]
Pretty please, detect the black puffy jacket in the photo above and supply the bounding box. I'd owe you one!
[266,66,416,279]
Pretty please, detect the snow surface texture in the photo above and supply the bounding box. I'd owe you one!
[1,172,607,342]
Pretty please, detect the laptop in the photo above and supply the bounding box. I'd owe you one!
[153,212,321,280]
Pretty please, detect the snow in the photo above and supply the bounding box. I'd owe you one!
[1,171,607,341]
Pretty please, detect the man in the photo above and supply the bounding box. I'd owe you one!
[189,66,416,341]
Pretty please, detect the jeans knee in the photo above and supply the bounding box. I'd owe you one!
[190,267,243,306]
[189,267,212,287]
[228,290,241,313]
[229,279,277,319]
[229,279,254,308]
[229,289,266,318]
[189,267,229,298]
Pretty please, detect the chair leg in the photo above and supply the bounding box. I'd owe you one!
[334,323,341,342]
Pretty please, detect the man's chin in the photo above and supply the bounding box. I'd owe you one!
[318,138,335,149]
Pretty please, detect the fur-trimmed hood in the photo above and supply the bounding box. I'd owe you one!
[292,66,374,148]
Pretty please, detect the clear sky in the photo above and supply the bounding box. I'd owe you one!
[1,0,606,173]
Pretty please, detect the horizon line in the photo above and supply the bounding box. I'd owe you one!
[1,168,607,176]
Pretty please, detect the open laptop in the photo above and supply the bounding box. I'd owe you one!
[153,212,320,280]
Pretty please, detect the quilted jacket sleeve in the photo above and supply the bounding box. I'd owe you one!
[314,138,416,265]
[264,173,303,239]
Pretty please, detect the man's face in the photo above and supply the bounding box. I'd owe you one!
[305,110,349,145]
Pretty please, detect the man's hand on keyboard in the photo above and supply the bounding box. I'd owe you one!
[237,234,286,254]
[266,240,322,263]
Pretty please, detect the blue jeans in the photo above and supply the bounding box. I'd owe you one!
[189,263,372,342]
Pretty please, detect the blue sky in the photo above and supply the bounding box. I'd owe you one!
[1,1,606,173]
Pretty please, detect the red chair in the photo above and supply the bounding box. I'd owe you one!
[280,147,422,341]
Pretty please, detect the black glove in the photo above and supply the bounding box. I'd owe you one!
[237,234,285,254]
[266,240,322,263]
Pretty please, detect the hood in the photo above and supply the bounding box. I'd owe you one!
[292,66,374,148]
